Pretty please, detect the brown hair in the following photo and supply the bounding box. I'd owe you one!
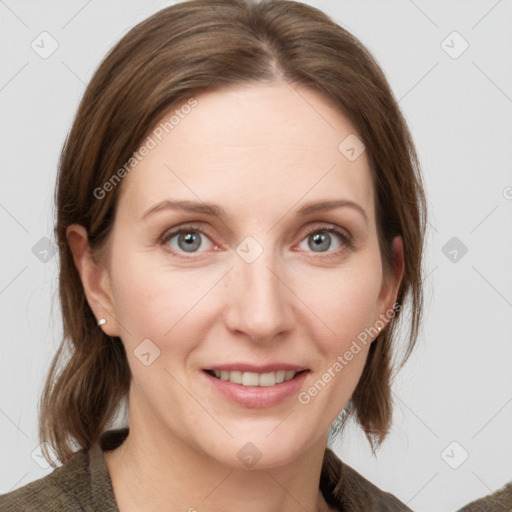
[41,0,426,470]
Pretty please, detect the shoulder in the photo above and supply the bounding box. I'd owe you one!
[321,448,412,512]
[0,450,90,512]
[456,481,512,512]
[0,429,127,512]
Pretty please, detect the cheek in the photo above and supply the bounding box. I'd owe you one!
[295,264,380,412]
[109,247,221,350]
[295,257,383,351]
[109,257,211,399]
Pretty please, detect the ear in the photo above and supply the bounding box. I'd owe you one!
[66,224,120,337]
[376,235,404,325]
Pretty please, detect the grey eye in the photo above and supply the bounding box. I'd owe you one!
[177,232,202,252]
[308,232,332,252]
[299,229,346,253]
[165,229,213,253]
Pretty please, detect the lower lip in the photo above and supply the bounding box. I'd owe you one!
[202,370,309,409]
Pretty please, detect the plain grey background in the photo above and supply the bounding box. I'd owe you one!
[1,1,511,511]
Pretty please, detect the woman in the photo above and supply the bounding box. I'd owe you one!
[0,0,426,510]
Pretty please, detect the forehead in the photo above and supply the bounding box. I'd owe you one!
[116,82,374,222]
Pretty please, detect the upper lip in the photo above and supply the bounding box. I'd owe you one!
[204,363,309,373]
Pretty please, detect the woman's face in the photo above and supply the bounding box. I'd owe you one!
[92,82,402,467]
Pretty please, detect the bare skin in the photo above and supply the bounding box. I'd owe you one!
[68,81,403,512]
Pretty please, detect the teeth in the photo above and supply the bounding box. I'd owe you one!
[275,370,285,383]
[212,370,299,386]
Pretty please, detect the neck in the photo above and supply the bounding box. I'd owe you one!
[104,401,333,512]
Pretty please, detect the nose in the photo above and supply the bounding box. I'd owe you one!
[224,246,295,343]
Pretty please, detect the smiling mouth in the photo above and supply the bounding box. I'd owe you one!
[204,369,308,387]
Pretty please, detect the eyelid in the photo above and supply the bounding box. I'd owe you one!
[159,222,217,250]
[301,222,352,241]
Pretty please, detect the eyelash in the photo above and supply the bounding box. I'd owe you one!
[159,223,353,259]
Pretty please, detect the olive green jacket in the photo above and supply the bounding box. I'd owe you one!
[456,481,512,512]
[0,428,411,511]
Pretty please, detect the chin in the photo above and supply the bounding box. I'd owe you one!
[202,430,311,471]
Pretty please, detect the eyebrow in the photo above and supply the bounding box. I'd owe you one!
[141,198,368,225]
